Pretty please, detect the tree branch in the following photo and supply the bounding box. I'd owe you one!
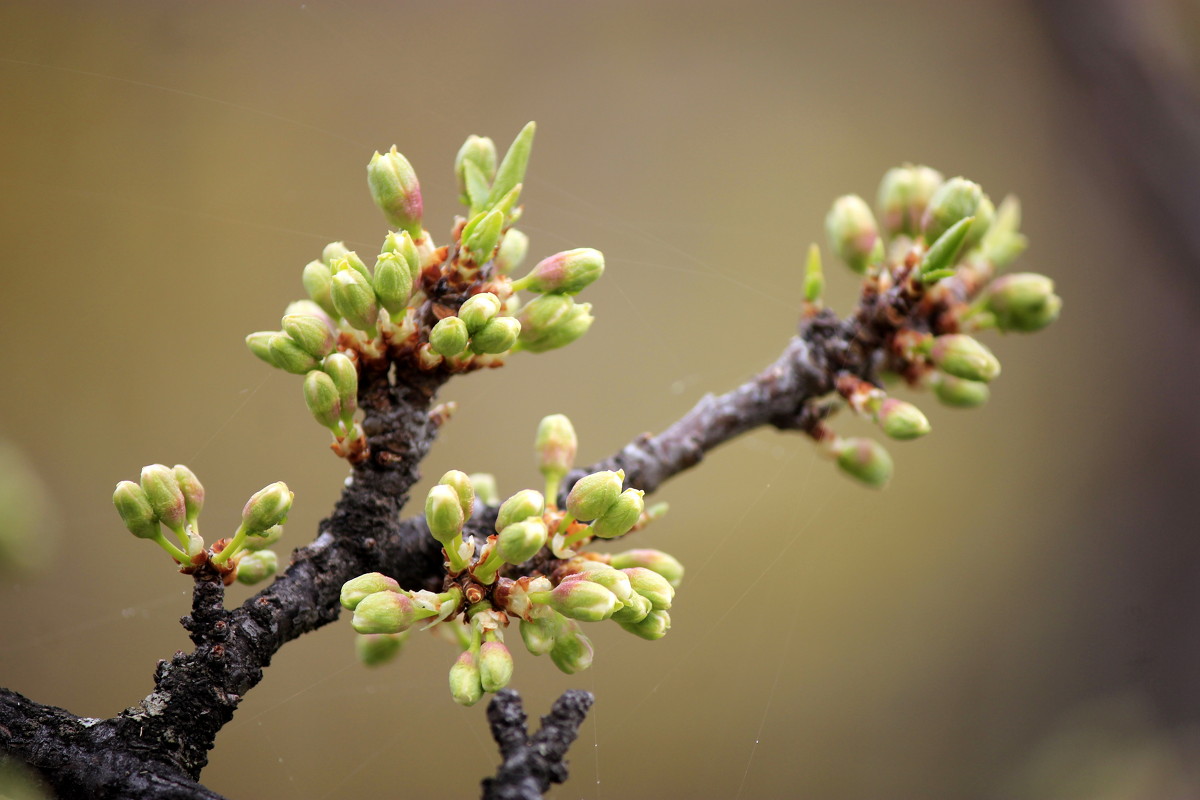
[481,690,594,800]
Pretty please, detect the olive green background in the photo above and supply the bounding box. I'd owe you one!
[2,1,1200,798]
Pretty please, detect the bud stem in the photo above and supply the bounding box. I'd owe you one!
[151,531,191,564]
[211,523,252,566]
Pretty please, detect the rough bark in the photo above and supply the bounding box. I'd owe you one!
[480,690,594,800]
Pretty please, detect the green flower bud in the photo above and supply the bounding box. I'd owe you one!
[245,331,276,366]
[928,334,1001,382]
[322,353,358,424]
[980,195,1028,267]
[575,565,634,604]
[488,121,536,209]
[449,650,484,706]
[382,229,421,269]
[281,313,336,359]
[331,249,371,281]
[566,469,624,521]
[242,481,293,532]
[804,243,824,303]
[469,473,500,506]
[479,640,514,692]
[462,208,504,265]
[173,465,204,529]
[439,470,475,519]
[609,549,685,588]
[932,373,991,408]
[591,488,644,539]
[429,316,469,357]
[140,464,187,535]
[352,590,420,634]
[267,333,320,375]
[617,609,671,640]
[514,249,605,295]
[834,438,893,489]
[876,164,944,238]
[243,523,282,551]
[984,273,1062,333]
[516,295,594,353]
[303,369,342,430]
[302,260,337,318]
[610,591,652,624]
[367,146,424,237]
[535,414,576,485]
[496,518,548,565]
[468,316,520,355]
[621,567,674,610]
[495,489,545,533]
[519,616,558,656]
[331,266,378,333]
[340,572,403,610]
[922,177,983,244]
[549,629,593,675]
[321,241,352,268]
[356,632,407,667]
[284,300,335,326]
[372,251,416,316]
[963,193,994,251]
[458,292,501,334]
[825,194,883,275]
[235,550,278,585]
[495,229,529,274]
[455,134,498,203]
[540,579,621,622]
[425,484,465,548]
[877,398,931,441]
[113,480,160,540]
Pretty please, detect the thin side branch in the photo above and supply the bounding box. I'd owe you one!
[481,690,595,800]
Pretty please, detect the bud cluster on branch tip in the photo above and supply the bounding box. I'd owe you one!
[428,293,521,358]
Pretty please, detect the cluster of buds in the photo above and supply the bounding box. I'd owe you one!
[339,415,683,704]
[112,464,290,585]
[245,122,607,462]
[810,165,1061,488]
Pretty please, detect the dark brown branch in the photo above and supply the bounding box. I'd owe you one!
[481,690,594,800]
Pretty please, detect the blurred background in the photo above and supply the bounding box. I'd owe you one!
[2,1,1199,798]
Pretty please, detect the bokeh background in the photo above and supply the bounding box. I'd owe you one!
[2,1,1200,798]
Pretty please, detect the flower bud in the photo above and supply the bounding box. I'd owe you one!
[622,567,674,610]
[496,518,548,565]
[284,300,335,327]
[591,488,644,539]
[575,565,634,604]
[113,481,160,539]
[322,353,358,423]
[833,438,893,489]
[469,473,499,506]
[877,398,931,441]
[516,295,594,353]
[825,194,883,274]
[610,549,685,588]
[282,314,336,359]
[356,632,407,667]
[549,629,593,675]
[352,590,419,634]
[610,591,652,624]
[331,266,378,333]
[980,195,1027,267]
[267,333,320,374]
[488,121,535,209]
[303,369,342,430]
[331,249,371,281]
[425,484,465,548]
[429,316,469,357]
[367,146,424,237]
[515,248,605,295]
[372,251,415,316]
[382,229,421,270]
[455,135,498,202]
[618,609,671,640]
[932,373,990,408]
[245,331,276,366]
[235,550,278,585]
[458,292,501,334]
[140,464,187,535]
[495,489,545,533]
[244,523,283,551]
[462,209,504,265]
[301,260,337,318]
[963,193,994,251]
[928,334,1001,382]
[535,414,576,484]
[439,470,475,519]
[340,572,403,610]
[469,316,520,355]
[540,579,621,622]
[922,177,983,244]
[322,241,352,268]
[479,640,514,692]
[495,229,529,274]
[984,273,1062,333]
[519,616,558,656]
[448,650,484,706]
[566,470,624,521]
[877,164,944,237]
[173,465,204,528]
[242,481,293,532]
